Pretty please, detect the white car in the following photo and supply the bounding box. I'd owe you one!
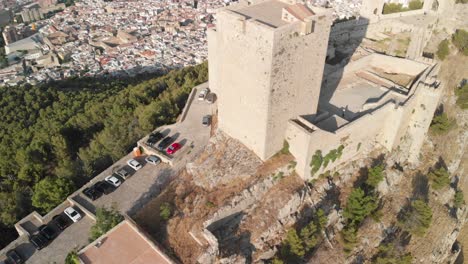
[127,159,142,171]
[198,88,210,101]
[145,155,161,165]
[105,175,121,187]
[64,207,82,223]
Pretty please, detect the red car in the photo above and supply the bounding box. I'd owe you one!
[166,142,181,155]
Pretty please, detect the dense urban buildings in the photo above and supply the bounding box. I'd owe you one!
[0,0,376,86]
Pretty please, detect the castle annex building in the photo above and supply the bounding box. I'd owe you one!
[208,0,443,180]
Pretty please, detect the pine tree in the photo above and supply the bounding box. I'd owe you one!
[366,164,385,188]
[282,229,305,258]
[428,167,450,190]
[398,199,432,236]
[343,188,378,225]
[342,226,358,254]
[300,222,318,251]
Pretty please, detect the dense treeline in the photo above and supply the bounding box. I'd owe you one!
[0,62,208,247]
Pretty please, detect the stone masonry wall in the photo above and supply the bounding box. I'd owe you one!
[211,10,275,160]
[287,63,443,181]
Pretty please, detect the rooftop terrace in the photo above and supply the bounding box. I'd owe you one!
[318,53,430,121]
[229,0,314,28]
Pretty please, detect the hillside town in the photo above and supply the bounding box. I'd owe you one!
[0,0,373,86]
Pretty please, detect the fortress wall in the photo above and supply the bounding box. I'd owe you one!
[287,102,395,180]
[390,66,442,162]
[289,62,442,180]
[212,10,276,159]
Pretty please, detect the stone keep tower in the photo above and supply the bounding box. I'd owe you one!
[208,0,332,160]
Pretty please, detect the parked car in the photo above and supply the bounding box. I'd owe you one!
[115,167,131,180]
[127,159,142,171]
[166,142,181,155]
[145,155,161,165]
[6,249,24,264]
[156,136,173,152]
[38,224,58,241]
[198,88,210,101]
[105,175,121,187]
[82,186,103,201]
[202,115,211,127]
[94,181,115,195]
[146,132,163,146]
[52,214,70,230]
[29,233,49,250]
[64,207,82,223]
[206,93,215,104]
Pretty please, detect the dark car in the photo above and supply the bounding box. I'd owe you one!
[6,249,24,264]
[38,224,58,241]
[202,115,211,126]
[146,132,163,146]
[115,167,131,180]
[52,214,70,230]
[94,181,115,195]
[82,186,103,201]
[156,136,173,152]
[29,233,49,250]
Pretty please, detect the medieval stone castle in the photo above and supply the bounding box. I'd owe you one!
[208,0,442,180]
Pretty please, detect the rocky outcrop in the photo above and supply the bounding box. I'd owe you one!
[187,132,262,190]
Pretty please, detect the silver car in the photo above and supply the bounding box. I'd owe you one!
[127,159,142,171]
[145,155,161,165]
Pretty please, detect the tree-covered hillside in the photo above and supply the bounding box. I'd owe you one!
[0,62,208,247]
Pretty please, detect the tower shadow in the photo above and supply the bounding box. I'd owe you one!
[314,17,370,123]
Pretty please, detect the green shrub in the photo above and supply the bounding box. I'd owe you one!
[454,190,465,208]
[409,0,424,10]
[373,243,412,264]
[436,39,450,60]
[342,225,358,254]
[316,209,327,230]
[452,29,468,55]
[310,150,323,175]
[456,0,468,3]
[65,250,80,264]
[89,206,124,241]
[428,167,451,190]
[273,171,285,181]
[383,3,405,14]
[456,83,468,109]
[366,164,385,188]
[160,202,172,221]
[382,1,423,14]
[279,140,290,155]
[271,258,284,264]
[398,199,432,236]
[430,113,455,135]
[281,229,305,259]
[337,145,345,159]
[205,201,215,208]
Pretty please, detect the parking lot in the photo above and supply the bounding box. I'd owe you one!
[139,82,214,164]
[1,83,215,264]
[24,216,95,264]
